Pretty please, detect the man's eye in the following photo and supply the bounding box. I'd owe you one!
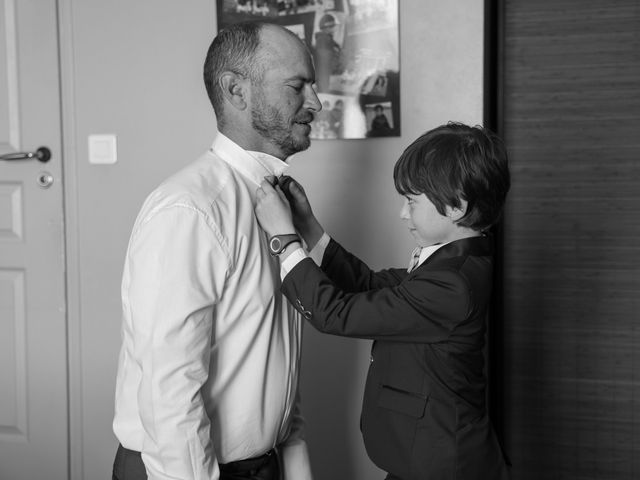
[289,84,303,92]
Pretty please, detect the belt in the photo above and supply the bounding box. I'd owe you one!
[219,449,277,475]
[119,445,277,477]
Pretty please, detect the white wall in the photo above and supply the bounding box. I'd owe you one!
[60,1,484,478]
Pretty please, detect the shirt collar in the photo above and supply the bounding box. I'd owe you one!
[411,235,490,271]
[419,243,446,264]
[210,131,290,186]
[409,243,446,271]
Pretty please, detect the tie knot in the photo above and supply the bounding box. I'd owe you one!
[407,247,422,272]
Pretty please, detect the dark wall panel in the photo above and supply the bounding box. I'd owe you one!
[501,1,640,478]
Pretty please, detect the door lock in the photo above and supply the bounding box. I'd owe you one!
[37,172,54,189]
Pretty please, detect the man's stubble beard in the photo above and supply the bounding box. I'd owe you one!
[251,90,311,158]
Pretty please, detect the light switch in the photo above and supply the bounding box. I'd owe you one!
[88,134,117,164]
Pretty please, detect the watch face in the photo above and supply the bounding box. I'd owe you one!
[269,234,299,255]
[270,237,282,253]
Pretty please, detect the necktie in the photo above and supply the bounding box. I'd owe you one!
[407,247,422,272]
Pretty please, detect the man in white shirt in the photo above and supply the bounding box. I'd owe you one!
[112,22,321,480]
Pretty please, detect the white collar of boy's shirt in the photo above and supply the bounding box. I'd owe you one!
[211,131,289,186]
[408,242,448,272]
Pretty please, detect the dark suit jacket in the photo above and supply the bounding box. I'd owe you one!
[282,237,509,480]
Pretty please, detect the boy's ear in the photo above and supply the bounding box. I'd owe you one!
[446,200,468,222]
[219,71,249,111]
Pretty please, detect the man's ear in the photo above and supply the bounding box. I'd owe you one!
[446,199,468,222]
[219,71,249,110]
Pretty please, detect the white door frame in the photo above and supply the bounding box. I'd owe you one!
[58,1,86,478]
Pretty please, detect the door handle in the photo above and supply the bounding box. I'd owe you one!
[0,146,51,163]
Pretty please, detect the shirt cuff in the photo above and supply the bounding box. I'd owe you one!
[308,232,330,266]
[280,247,308,280]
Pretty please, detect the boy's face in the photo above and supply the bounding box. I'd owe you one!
[400,193,460,247]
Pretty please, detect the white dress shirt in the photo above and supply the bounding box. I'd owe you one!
[113,132,312,480]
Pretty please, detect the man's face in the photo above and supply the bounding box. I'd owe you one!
[250,80,317,158]
[248,27,321,159]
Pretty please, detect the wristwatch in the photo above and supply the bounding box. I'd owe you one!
[268,233,301,256]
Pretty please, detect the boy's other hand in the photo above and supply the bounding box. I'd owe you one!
[279,176,314,227]
[279,175,325,250]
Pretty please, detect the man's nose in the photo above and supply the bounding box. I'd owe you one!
[305,85,322,112]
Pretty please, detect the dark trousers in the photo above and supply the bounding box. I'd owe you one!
[112,445,146,480]
[112,444,281,480]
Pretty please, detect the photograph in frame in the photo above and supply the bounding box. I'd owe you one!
[216,0,400,139]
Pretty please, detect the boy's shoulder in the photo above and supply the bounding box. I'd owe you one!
[428,236,493,265]
[418,237,493,285]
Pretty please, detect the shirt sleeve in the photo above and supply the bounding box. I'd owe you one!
[280,247,308,279]
[279,232,331,280]
[126,205,229,480]
[308,231,330,265]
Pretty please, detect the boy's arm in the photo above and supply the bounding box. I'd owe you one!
[321,238,407,292]
[283,235,406,293]
[281,257,473,342]
[279,176,405,290]
[258,178,405,292]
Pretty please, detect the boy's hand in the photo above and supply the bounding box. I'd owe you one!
[255,179,296,238]
[278,176,324,249]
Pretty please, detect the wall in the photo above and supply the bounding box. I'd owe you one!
[500,1,640,478]
[60,1,484,478]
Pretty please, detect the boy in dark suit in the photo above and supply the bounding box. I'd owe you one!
[255,122,511,480]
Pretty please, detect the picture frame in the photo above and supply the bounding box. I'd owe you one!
[216,0,400,139]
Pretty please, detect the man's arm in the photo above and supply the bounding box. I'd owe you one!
[126,206,228,480]
[278,389,313,480]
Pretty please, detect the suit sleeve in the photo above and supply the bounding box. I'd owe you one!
[321,239,407,292]
[282,257,470,343]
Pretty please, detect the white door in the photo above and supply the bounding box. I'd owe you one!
[0,0,68,478]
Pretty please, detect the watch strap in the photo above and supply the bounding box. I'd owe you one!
[269,233,301,256]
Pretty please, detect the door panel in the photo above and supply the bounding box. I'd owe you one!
[0,0,68,478]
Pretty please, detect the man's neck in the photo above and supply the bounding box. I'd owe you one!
[218,125,288,162]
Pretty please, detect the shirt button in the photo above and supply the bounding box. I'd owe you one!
[370,356,374,364]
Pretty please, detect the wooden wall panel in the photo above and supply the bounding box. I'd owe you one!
[501,1,640,478]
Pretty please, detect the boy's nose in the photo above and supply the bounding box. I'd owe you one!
[399,201,409,219]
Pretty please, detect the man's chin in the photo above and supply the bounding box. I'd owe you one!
[278,136,311,158]
[292,127,312,148]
